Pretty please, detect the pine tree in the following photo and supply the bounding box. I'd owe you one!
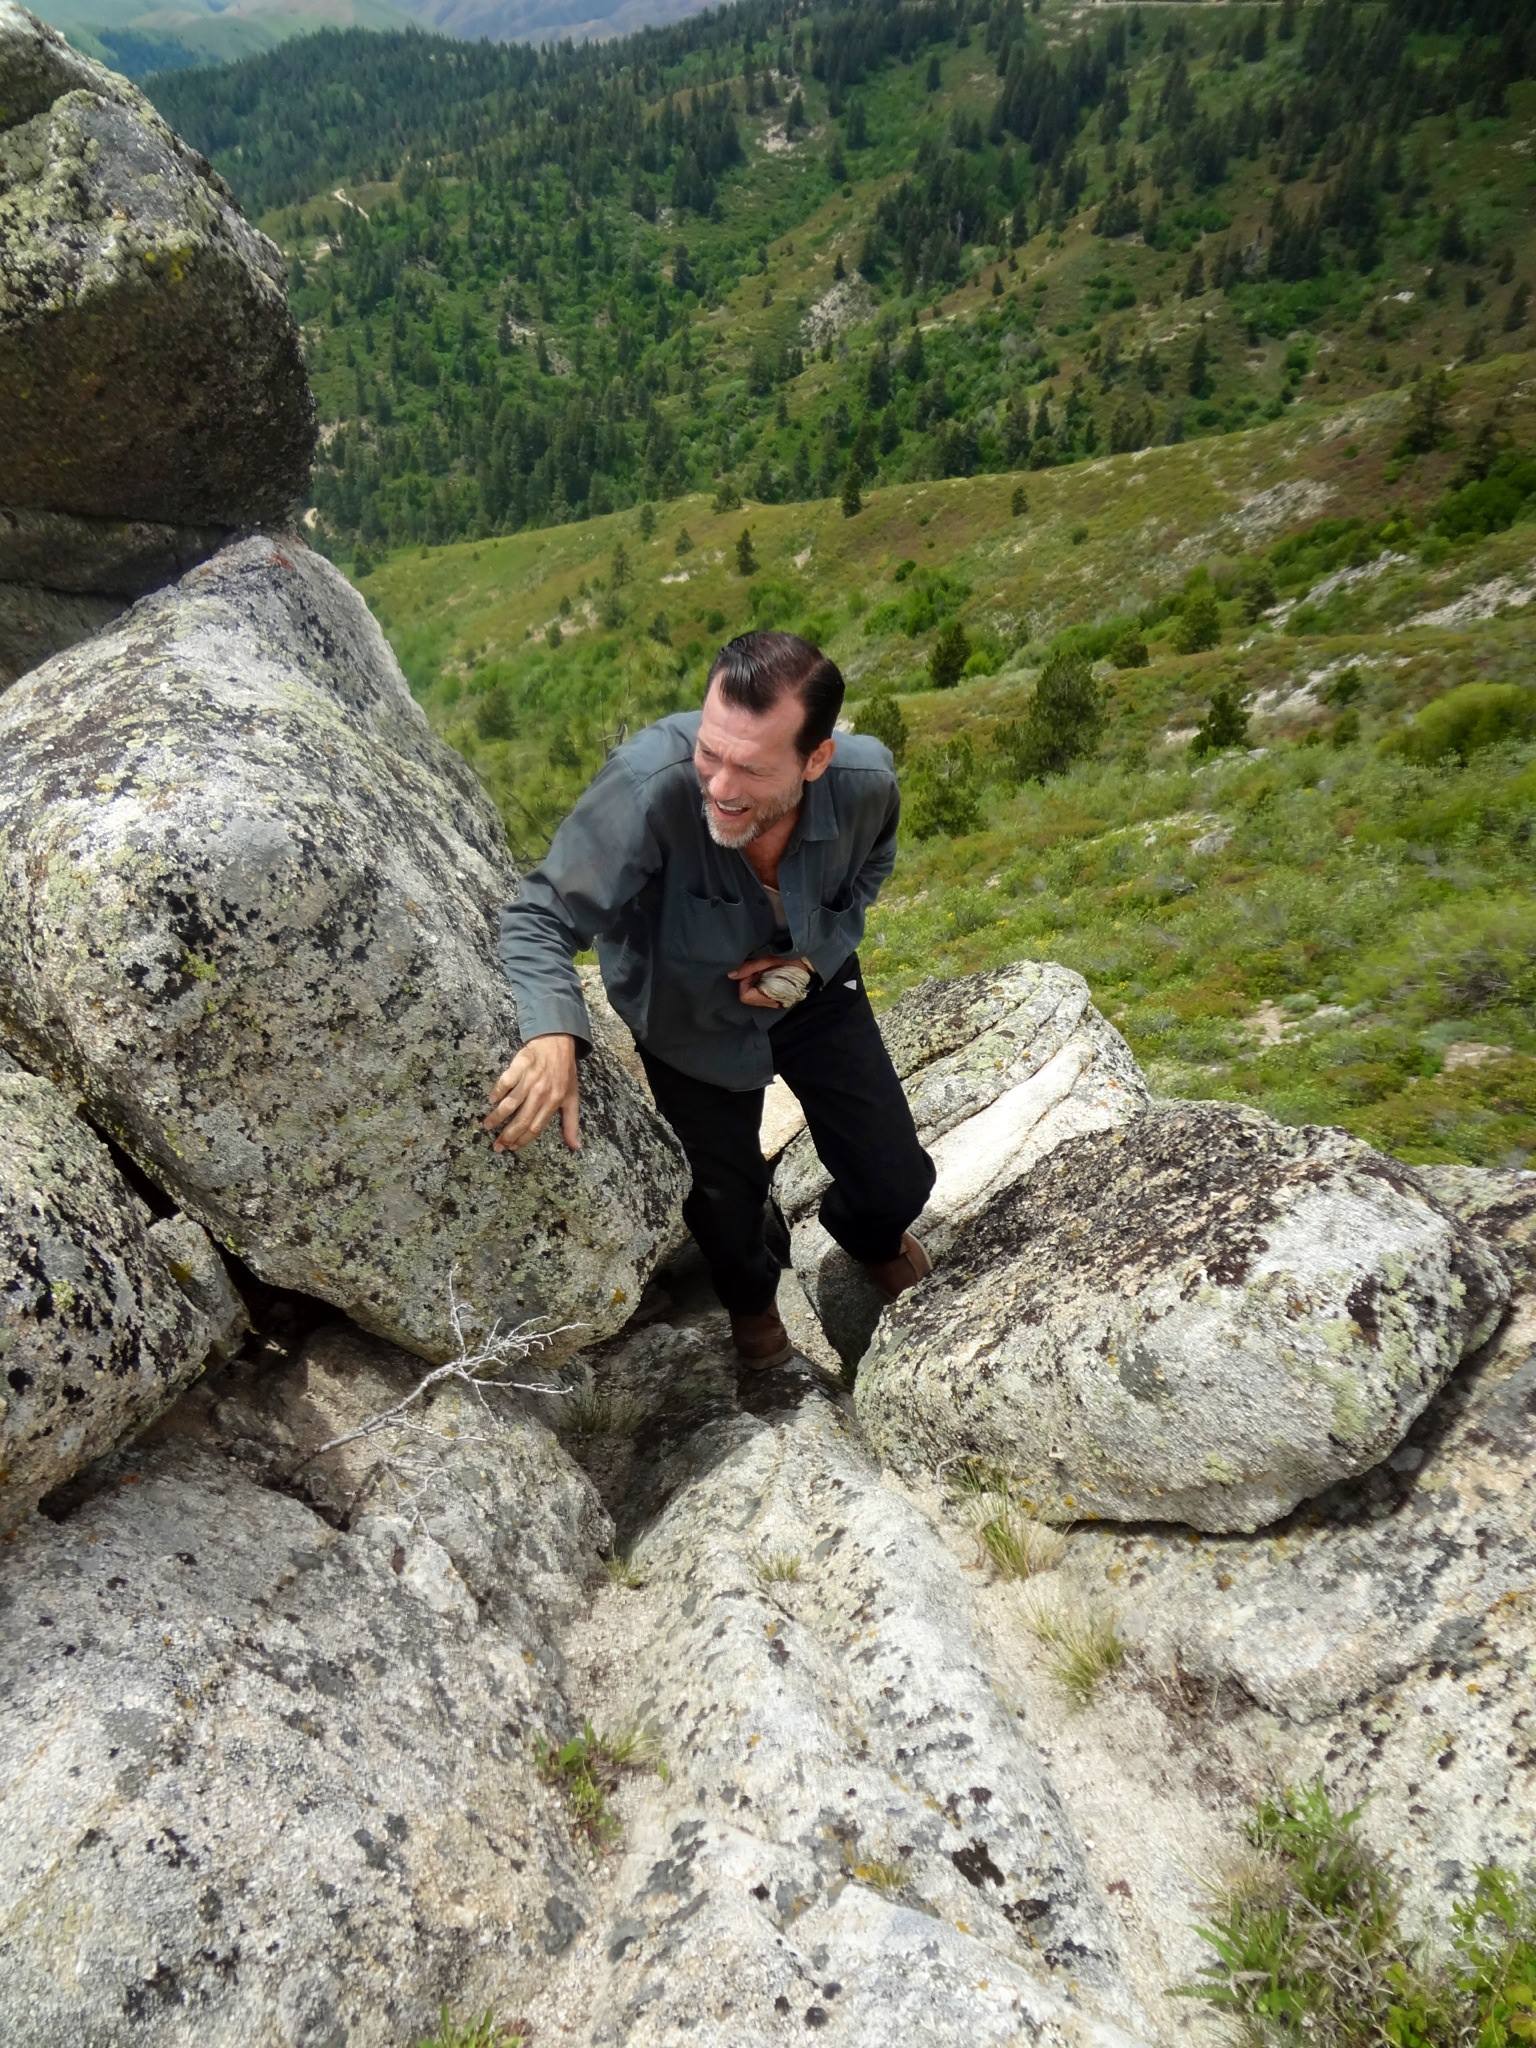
[1190,685,1249,756]
[841,467,863,517]
[1396,367,1453,457]
[1187,322,1214,399]
[735,527,758,574]
[928,619,970,690]
[1504,282,1530,332]
[998,651,1105,782]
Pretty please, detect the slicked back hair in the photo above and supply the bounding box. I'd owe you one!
[707,630,845,760]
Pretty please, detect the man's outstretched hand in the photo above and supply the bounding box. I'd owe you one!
[729,955,814,1008]
[483,1033,582,1153]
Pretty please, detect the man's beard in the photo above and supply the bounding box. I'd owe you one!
[700,779,803,849]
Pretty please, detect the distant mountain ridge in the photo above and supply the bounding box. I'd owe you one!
[27,0,712,73]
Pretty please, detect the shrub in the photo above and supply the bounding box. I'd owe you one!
[929,618,971,690]
[1112,632,1150,669]
[904,737,983,838]
[1393,684,1536,767]
[1174,590,1222,654]
[1178,1780,1536,2048]
[854,687,908,762]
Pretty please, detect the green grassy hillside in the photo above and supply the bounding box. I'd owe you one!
[365,349,1536,1170]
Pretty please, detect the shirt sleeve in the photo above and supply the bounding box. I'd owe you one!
[496,749,663,1055]
[802,771,901,985]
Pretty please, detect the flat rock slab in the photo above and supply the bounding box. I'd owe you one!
[0,535,685,1364]
[0,1049,244,1530]
[780,961,1149,1369]
[0,1,312,528]
[537,1385,1152,2047]
[856,1101,1509,1533]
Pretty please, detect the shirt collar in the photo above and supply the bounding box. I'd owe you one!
[792,766,838,845]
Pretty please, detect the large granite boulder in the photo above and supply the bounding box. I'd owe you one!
[0,535,686,1365]
[0,0,314,679]
[0,1048,245,1531]
[0,1324,613,2045]
[856,1101,1510,1533]
[779,962,1149,1368]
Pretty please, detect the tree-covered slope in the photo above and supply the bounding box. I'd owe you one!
[143,0,1535,557]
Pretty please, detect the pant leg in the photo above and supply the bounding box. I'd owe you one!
[637,1045,781,1315]
[769,955,936,1265]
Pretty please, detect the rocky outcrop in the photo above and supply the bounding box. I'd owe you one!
[0,1323,613,2045]
[0,1048,245,1530]
[0,0,314,681]
[1039,1174,1536,1923]
[546,1366,1151,2046]
[856,1102,1509,1533]
[0,535,686,1364]
[779,961,1149,1367]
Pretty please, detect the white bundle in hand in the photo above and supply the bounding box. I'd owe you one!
[758,961,812,1007]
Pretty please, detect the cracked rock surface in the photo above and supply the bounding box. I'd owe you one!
[0,1046,245,1530]
[0,535,685,1363]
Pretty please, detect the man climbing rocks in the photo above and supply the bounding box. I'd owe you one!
[485,629,936,1368]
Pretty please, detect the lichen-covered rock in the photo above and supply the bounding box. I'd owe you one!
[0,1,314,530]
[780,962,1149,1368]
[1044,1218,1536,1929]
[533,1342,1152,2048]
[0,535,686,1364]
[856,1101,1510,1533]
[0,1049,245,1530]
[0,1326,612,2046]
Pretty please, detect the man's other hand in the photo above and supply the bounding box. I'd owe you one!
[483,1034,581,1152]
[728,955,813,1009]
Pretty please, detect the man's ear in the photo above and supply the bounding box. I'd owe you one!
[802,735,837,782]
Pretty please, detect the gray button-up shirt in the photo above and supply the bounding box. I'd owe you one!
[497,709,900,1089]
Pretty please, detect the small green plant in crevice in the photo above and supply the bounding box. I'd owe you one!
[753,1548,803,1587]
[412,2009,529,2048]
[1024,1600,1126,1708]
[1176,1779,1536,2046]
[533,1721,667,1845]
[845,1854,910,1896]
[977,1502,1067,1582]
[604,1552,646,1589]
[557,1384,645,1439]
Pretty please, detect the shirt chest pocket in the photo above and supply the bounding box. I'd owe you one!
[663,886,756,968]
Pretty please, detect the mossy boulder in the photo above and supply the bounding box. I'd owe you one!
[0,534,685,1365]
[855,1101,1510,1533]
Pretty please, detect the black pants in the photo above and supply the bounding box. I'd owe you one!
[637,956,937,1316]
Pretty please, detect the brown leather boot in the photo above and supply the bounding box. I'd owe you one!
[861,1230,933,1303]
[730,1305,794,1369]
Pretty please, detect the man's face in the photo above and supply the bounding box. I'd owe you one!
[694,679,833,849]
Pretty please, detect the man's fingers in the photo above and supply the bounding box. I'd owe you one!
[727,956,781,981]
